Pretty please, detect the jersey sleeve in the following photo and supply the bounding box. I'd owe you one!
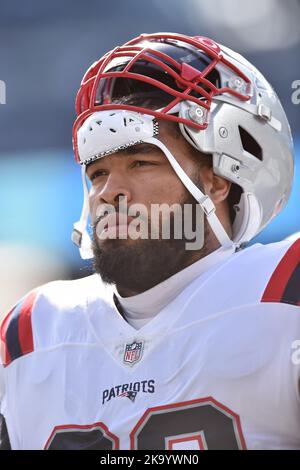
[0,363,11,450]
[261,237,300,307]
[0,289,38,368]
[0,363,4,404]
[0,289,40,450]
[260,237,300,401]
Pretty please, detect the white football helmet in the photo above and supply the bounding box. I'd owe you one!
[72,32,294,259]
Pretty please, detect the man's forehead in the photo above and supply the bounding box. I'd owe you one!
[85,142,162,169]
[84,118,181,170]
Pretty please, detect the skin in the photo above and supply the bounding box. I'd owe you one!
[87,120,232,296]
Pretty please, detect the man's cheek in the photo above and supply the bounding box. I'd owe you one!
[89,199,98,225]
[88,190,97,215]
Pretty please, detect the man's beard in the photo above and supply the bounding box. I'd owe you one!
[92,187,215,296]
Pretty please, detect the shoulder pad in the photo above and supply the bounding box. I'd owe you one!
[0,275,113,367]
[1,290,38,368]
[262,237,300,307]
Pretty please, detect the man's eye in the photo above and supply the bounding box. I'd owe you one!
[134,160,155,167]
[89,170,107,181]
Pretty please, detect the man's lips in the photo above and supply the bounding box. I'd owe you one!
[99,214,136,232]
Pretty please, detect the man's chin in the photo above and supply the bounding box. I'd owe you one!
[91,235,189,295]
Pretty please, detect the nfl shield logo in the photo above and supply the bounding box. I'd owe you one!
[123,341,144,365]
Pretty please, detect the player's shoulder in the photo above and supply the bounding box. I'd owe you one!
[236,237,300,307]
[0,274,111,368]
[226,238,300,306]
[181,236,300,316]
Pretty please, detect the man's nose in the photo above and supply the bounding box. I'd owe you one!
[97,173,132,205]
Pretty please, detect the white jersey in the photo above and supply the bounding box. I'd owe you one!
[1,240,300,450]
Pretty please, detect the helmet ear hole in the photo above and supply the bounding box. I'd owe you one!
[238,126,263,161]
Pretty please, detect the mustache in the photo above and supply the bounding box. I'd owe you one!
[92,207,149,230]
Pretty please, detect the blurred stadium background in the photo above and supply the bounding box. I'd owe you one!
[0,0,299,315]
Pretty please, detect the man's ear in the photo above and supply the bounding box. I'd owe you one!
[201,167,232,205]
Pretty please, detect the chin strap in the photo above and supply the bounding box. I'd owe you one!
[145,137,235,250]
[71,165,94,259]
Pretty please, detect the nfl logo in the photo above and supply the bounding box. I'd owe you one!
[123,341,144,365]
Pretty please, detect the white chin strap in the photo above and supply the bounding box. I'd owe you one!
[72,110,235,259]
[145,137,234,250]
[71,165,94,259]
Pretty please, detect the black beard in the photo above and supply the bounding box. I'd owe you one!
[92,191,214,296]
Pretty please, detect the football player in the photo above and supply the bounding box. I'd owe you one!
[1,32,299,450]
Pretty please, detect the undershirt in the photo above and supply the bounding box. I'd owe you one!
[113,245,236,330]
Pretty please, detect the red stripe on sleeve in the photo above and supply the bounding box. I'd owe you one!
[0,308,14,366]
[262,238,300,303]
[18,291,37,357]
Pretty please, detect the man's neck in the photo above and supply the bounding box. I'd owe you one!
[116,239,221,297]
[113,243,236,330]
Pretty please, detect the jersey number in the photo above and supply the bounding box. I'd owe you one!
[44,397,246,450]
